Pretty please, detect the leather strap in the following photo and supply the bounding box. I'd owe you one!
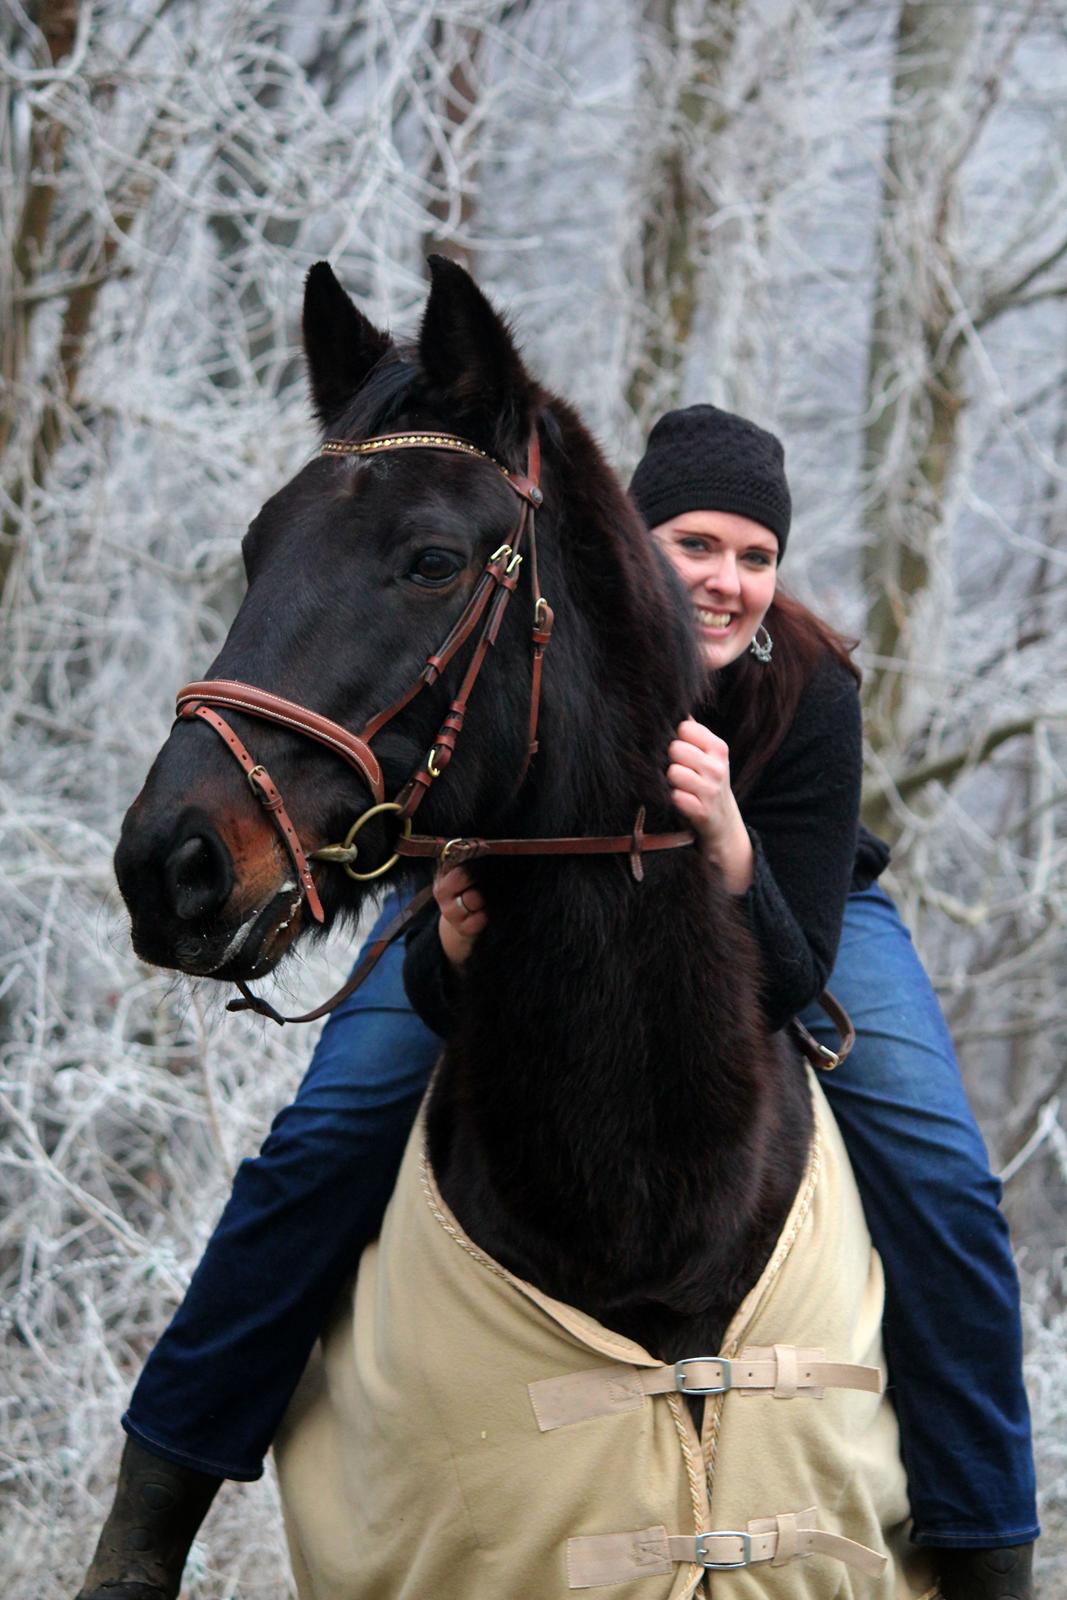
[526,596,554,767]
[790,988,855,1070]
[396,823,694,874]
[322,429,545,511]
[177,681,384,803]
[566,1508,887,1588]
[396,549,527,820]
[227,886,434,1025]
[520,434,551,775]
[667,1510,888,1577]
[178,703,325,924]
[528,1345,882,1432]
[362,543,520,749]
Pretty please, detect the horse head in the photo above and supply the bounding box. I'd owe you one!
[115,257,702,985]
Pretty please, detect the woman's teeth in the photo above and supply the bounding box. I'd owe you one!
[696,608,734,629]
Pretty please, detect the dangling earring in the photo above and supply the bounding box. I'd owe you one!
[749,624,773,664]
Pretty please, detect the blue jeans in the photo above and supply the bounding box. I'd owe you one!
[125,887,1037,1548]
[798,887,1037,1548]
[125,894,434,1481]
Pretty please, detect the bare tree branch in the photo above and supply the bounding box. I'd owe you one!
[977,233,1067,327]
[863,711,1067,837]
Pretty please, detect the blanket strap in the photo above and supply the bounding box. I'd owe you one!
[567,1508,887,1588]
[529,1345,882,1432]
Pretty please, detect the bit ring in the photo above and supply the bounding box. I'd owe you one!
[335,802,412,882]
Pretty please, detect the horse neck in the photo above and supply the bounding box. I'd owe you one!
[431,575,787,1269]
[462,831,773,1147]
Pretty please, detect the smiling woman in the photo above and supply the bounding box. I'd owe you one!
[650,512,779,669]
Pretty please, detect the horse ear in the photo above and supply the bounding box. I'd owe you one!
[303,262,392,429]
[418,255,533,455]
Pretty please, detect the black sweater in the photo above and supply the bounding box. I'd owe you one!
[404,650,888,1036]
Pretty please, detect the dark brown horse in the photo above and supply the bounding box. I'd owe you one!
[115,256,811,1382]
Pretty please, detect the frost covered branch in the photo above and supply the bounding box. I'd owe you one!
[3,1,1067,1592]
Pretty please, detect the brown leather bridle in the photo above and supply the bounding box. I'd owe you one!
[173,428,695,1024]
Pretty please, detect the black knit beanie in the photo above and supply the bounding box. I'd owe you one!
[628,404,791,556]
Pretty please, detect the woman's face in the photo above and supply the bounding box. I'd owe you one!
[650,510,779,670]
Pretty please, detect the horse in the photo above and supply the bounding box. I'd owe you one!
[114,258,935,1598]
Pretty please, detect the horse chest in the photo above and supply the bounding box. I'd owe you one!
[425,1052,809,1363]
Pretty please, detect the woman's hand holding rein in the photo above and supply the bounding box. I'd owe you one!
[667,718,754,894]
[433,715,754,966]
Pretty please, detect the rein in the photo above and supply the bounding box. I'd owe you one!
[173,428,694,1025]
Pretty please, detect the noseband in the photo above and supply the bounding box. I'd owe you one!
[174,427,694,1023]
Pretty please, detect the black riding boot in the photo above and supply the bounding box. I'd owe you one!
[937,1543,1035,1600]
[75,1437,221,1600]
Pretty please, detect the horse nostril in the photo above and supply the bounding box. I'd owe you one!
[165,833,234,922]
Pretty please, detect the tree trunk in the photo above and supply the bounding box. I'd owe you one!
[1,0,81,467]
[2,114,178,602]
[421,20,483,272]
[622,0,742,439]
[859,2,977,786]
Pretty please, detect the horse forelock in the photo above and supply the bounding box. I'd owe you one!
[323,343,421,443]
[322,339,542,477]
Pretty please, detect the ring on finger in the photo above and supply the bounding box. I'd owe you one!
[456,891,472,915]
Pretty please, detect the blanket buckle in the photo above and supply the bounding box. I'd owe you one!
[675,1356,732,1394]
[696,1530,752,1570]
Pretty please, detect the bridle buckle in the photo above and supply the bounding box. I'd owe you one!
[439,837,479,867]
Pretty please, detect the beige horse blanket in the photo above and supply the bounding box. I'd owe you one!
[275,1073,939,1598]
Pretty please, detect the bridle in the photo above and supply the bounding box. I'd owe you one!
[172,426,696,1025]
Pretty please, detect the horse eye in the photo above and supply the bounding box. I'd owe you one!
[409,548,463,586]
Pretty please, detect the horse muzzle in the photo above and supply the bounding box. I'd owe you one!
[114,785,315,980]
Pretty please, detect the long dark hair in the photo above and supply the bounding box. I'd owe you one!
[709,588,860,800]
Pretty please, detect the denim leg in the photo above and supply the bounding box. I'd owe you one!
[798,885,1038,1548]
[124,894,439,1480]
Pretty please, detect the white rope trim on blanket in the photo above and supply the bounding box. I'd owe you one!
[705,1077,824,1493]
[418,1135,653,1362]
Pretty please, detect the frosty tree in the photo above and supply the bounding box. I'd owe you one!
[3,1,1066,1593]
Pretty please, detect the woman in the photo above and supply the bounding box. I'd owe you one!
[77,407,1036,1600]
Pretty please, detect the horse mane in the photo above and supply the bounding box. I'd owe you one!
[327,346,421,439]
